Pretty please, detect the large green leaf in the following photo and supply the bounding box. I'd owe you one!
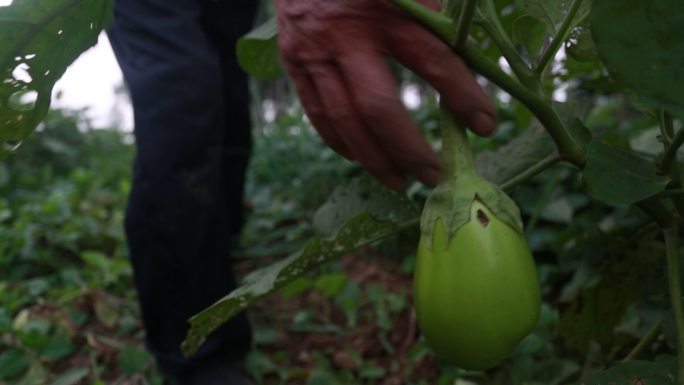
[591,0,684,119]
[181,177,418,356]
[582,140,670,206]
[236,17,283,80]
[0,0,112,160]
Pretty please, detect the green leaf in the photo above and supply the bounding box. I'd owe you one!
[512,15,547,63]
[0,0,114,160]
[582,140,670,206]
[576,360,676,385]
[39,337,74,361]
[313,175,418,236]
[565,23,600,63]
[0,349,31,380]
[181,178,419,357]
[118,346,149,375]
[516,0,591,35]
[48,368,89,385]
[591,0,684,119]
[558,235,664,353]
[236,17,283,80]
[13,362,47,385]
[475,124,556,185]
[313,273,347,299]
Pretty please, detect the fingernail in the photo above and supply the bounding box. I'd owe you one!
[470,111,496,136]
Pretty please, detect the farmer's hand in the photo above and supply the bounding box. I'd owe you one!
[275,0,495,191]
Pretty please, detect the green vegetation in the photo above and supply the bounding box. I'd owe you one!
[2,0,684,383]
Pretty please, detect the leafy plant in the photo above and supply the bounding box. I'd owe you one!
[2,0,684,383]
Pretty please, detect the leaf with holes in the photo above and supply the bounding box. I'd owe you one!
[181,177,419,356]
[0,0,113,159]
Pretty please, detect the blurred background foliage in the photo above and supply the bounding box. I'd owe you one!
[1,0,682,384]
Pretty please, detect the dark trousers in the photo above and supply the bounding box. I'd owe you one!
[107,0,257,377]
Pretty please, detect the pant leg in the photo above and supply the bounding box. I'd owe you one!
[107,0,256,377]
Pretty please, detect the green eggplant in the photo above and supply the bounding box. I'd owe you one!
[415,199,540,370]
[414,105,541,370]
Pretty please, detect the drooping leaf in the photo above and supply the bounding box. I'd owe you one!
[576,360,676,385]
[591,0,684,119]
[582,140,670,206]
[181,177,419,356]
[236,17,283,80]
[0,0,113,160]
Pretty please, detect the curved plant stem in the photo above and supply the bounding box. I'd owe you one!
[637,197,676,229]
[664,226,684,383]
[390,0,583,166]
[391,0,676,229]
[535,0,585,75]
[622,318,663,362]
[440,102,475,178]
[453,0,478,49]
[461,46,586,166]
[662,109,676,143]
[390,0,456,44]
[658,111,684,218]
[501,153,561,191]
[477,0,540,92]
[662,128,684,175]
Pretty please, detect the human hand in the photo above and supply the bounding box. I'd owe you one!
[275,0,496,191]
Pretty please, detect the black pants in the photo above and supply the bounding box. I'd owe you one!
[108,0,256,377]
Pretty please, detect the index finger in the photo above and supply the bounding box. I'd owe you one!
[334,42,442,186]
[384,19,497,136]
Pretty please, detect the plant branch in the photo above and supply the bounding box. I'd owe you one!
[535,0,585,75]
[662,109,676,143]
[501,153,561,191]
[477,0,540,92]
[658,111,684,218]
[390,0,456,44]
[391,0,678,229]
[664,226,684,383]
[661,117,684,175]
[453,0,478,49]
[622,318,663,362]
[440,102,476,178]
[460,46,586,166]
[637,197,677,229]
